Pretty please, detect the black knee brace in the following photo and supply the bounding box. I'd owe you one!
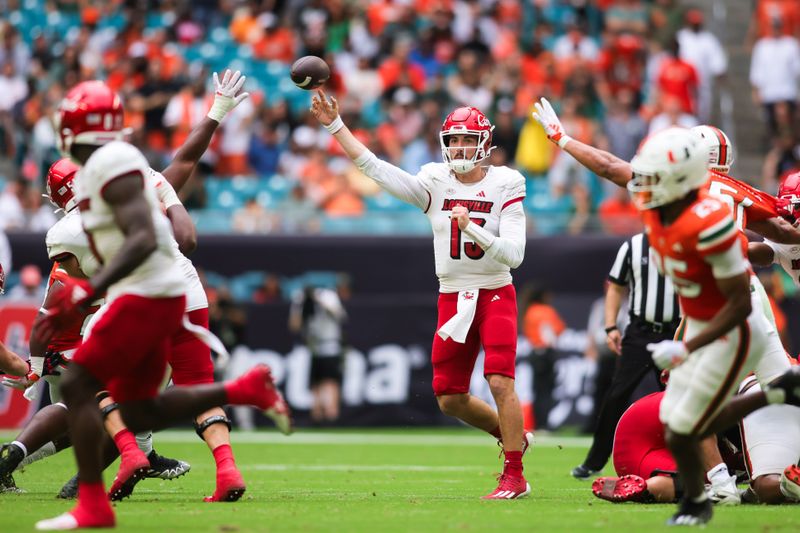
[99,402,120,419]
[194,415,232,439]
[651,469,683,501]
[95,391,111,404]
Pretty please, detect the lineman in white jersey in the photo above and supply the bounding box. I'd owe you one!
[311,90,532,500]
[36,80,289,530]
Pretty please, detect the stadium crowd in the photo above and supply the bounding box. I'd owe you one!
[0,0,797,238]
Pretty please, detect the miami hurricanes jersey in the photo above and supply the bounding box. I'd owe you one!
[75,141,186,301]
[420,163,526,292]
[706,171,779,230]
[643,191,749,321]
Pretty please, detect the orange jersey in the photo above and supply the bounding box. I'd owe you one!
[643,191,748,321]
[705,171,779,230]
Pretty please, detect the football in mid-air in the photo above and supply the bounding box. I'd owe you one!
[290,56,330,90]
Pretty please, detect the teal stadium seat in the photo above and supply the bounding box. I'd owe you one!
[190,209,231,233]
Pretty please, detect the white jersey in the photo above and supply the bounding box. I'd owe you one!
[74,141,186,301]
[355,152,526,292]
[46,210,101,277]
[146,168,207,311]
[765,240,800,287]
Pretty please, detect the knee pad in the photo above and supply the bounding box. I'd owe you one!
[652,469,683,500]
[194,415,232,440]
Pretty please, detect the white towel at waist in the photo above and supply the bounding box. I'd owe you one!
[437,289,480,343]
[182,314,231,368]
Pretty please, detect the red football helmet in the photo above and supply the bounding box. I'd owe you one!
[439,106,494,174]
[778,170,800,220]
[46,158,80,212]
[56,81,125,157]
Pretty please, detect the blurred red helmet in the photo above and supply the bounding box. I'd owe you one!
[439,106,494,174]
[56,81,125,157]
[778,171,800,219]
[46,158,80,212]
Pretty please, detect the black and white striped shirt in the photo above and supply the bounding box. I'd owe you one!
[608,233,680,324]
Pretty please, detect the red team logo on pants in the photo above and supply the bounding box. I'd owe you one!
[431,284,518,395]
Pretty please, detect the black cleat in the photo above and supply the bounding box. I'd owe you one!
[57,474,78,499]
[0,443,24,493]
[768,366,800,406]
[667,497,713,526]
[146,449,191,480]
[571,464,600,480]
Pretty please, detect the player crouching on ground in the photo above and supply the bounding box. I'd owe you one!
[34,80,291,531]
[310,89,532,499]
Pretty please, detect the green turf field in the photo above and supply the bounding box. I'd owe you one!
[0,428,796,532]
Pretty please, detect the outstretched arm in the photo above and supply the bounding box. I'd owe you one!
[0,341,27,376]
[310,89,429,210]
[161,69,250,192]
[748,216,800,244]
[532,97,633,188]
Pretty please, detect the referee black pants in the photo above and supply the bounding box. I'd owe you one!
[581,323,674,471]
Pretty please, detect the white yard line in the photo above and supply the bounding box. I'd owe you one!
[138,431,593,448]
[248,464,484,472]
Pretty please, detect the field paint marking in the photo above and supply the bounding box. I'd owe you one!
[144,431,592,448]
[248,464,484,472]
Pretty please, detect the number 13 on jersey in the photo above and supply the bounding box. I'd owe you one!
[451,218,486,260]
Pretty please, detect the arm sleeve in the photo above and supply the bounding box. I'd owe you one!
[608,240,631,285]
[353,150,430,211]
[704,241,749,278]
[461,201,526,268]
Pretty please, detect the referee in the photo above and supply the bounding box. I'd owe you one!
[571,231,681,479]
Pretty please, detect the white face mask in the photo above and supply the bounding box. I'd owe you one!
[440,132,488,174]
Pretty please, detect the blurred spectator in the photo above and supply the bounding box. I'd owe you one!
[749,0,800,46]
[252,273,282,304]
[762,133,800,190]
[21,183,57,232]
[253,13,296,63]
[648,95,698,135]
[596,34,646,103]
[750,17,800,142]
[677,9,728,123]
[279,184,318,233]
[0,228,10,275]
[602,89,647,165]
[289,284,347,425]
[249,121,285,176]
[217,93,256,176]
[598,186,642,235]
[649,0,687,47]
[0,24,31,75]
[0,181,25,231]
[653,38,699,115]
[553,21,599,68]
[522,285,566,431]
[163,71,217,166]
[447,48,492,110]
[379,36,426,94]
[316,167,365,218]
[6,265,44,304]
[489,100,520,167]
[231,197,275,234]
[604,0,649,36]
[208,287,246,353]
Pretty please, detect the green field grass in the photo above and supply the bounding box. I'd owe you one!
[0,428,796,532]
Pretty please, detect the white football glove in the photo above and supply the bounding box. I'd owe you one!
[207,69,250,123]
[647,340,689,370]
[531,97,572,148]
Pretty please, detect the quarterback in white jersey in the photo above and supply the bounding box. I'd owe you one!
[311,90,531,500]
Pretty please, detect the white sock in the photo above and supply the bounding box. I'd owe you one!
[10,440,27,458]
[136,432,153,456]
[707,463,730,485]
[17,441,57,470]
[691,492,709,504]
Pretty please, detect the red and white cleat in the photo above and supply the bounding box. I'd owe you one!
[482,474,531,500]
[233,365,293,435]
[35,506,115,531]
[108,452,150,501]
[204,467,246,503]
[781,464,800,501]
[592,475,652,503]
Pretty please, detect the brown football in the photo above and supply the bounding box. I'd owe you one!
[290,56,330,90]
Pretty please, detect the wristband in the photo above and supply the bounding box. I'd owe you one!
[206,97,230,123]
[557,134,572,149]
[604,326,618,334]
[325,115,344,135]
